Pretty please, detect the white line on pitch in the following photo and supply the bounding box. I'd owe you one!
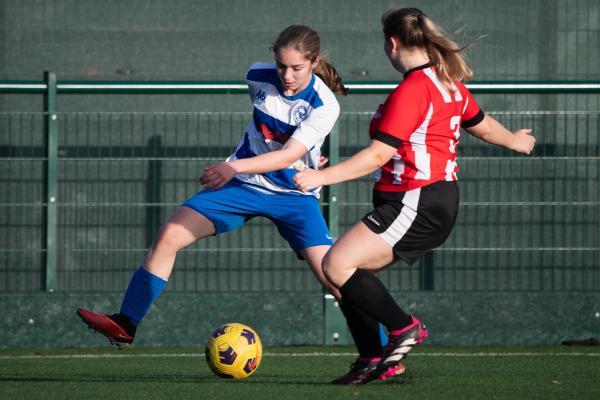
[1,352,599,360]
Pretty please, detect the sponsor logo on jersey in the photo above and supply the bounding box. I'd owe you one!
[259,123,290,144]
[254,89,266,104]
[293,105,308,123]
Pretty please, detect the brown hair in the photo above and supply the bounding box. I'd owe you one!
[272,25,348,96]
[381,7,475,90]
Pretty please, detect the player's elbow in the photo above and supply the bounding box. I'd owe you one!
[365,144,394,169]
[279,140,308,166]
[374,152,389,168]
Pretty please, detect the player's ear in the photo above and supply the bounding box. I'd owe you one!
[311,56,320,70]
[389,35,401,53]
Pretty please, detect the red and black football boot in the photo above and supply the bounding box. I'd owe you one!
[375,316,427,381]
[76,307,136,349]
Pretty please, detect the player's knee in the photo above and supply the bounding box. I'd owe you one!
[322,251,342,286]
[151,223,186,252]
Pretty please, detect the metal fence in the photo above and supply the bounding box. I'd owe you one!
[1,81,599,294]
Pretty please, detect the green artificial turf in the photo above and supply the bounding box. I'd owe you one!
[1,346,599,400]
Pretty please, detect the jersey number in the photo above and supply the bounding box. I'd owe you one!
[449,116,461,153]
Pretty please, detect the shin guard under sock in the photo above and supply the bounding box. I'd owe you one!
[339,300,383,358]
[339,269,412,331]
[120,267,167,326]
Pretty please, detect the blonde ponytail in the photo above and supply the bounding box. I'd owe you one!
[382,7,476,90]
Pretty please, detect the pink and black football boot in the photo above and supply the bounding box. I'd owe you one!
[331,357,383,384]
[375,315,427,381]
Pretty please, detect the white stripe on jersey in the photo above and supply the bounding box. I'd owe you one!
[410,104,433,180]
[227,62,340,197]
[380,187,421,247]
[452,82,463,101]
[462,97,470,113]
[391,155,405,185]
[423,68,451,102]
[445,159,458,181]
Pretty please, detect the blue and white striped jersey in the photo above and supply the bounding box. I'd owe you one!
[227,62,340,197]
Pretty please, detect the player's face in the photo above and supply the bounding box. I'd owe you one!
[275,46,318,96]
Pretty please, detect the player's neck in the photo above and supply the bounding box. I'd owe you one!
[397,49,430,74]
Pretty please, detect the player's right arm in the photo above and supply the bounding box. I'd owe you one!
[200,138,308,190]
[295,82,423,192]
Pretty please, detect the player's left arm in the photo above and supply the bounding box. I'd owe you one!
[200,138,307,190]
[465,114,536,155]
[457,82,535,155]
[294,140,397,192]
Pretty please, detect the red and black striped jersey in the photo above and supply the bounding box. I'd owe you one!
[369,63,484,192]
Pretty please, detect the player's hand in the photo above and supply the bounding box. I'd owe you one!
[510,129,536,154]
[199,162,238,190]
[294,166,325,192]
[318,156,329,168]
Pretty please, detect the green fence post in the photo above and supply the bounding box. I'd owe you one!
[420,252,434,290]
[326,122,339,240]
[323,122,351,344]
[44,71,58,292]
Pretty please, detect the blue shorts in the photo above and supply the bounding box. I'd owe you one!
[182,179,332,254]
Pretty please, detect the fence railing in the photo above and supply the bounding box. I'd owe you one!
[2,80,600,94]
[1,74,599,294]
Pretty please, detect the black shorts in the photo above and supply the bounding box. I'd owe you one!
[361,181,459,266]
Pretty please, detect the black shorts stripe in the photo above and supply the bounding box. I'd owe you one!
[361,181,459,265]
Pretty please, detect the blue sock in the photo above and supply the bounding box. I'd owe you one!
[379,323,389,346]
[120,267,168,326]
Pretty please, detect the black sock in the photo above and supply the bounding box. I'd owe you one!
[339,269,412,331]
[110,313,137,337]
[339,300,383,358]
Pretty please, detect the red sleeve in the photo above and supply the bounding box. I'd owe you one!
[456,82,484,128]
[377,81,429,142]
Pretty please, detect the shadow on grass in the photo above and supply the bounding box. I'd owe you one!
[0,373,327,385]
[0,371,418,386]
